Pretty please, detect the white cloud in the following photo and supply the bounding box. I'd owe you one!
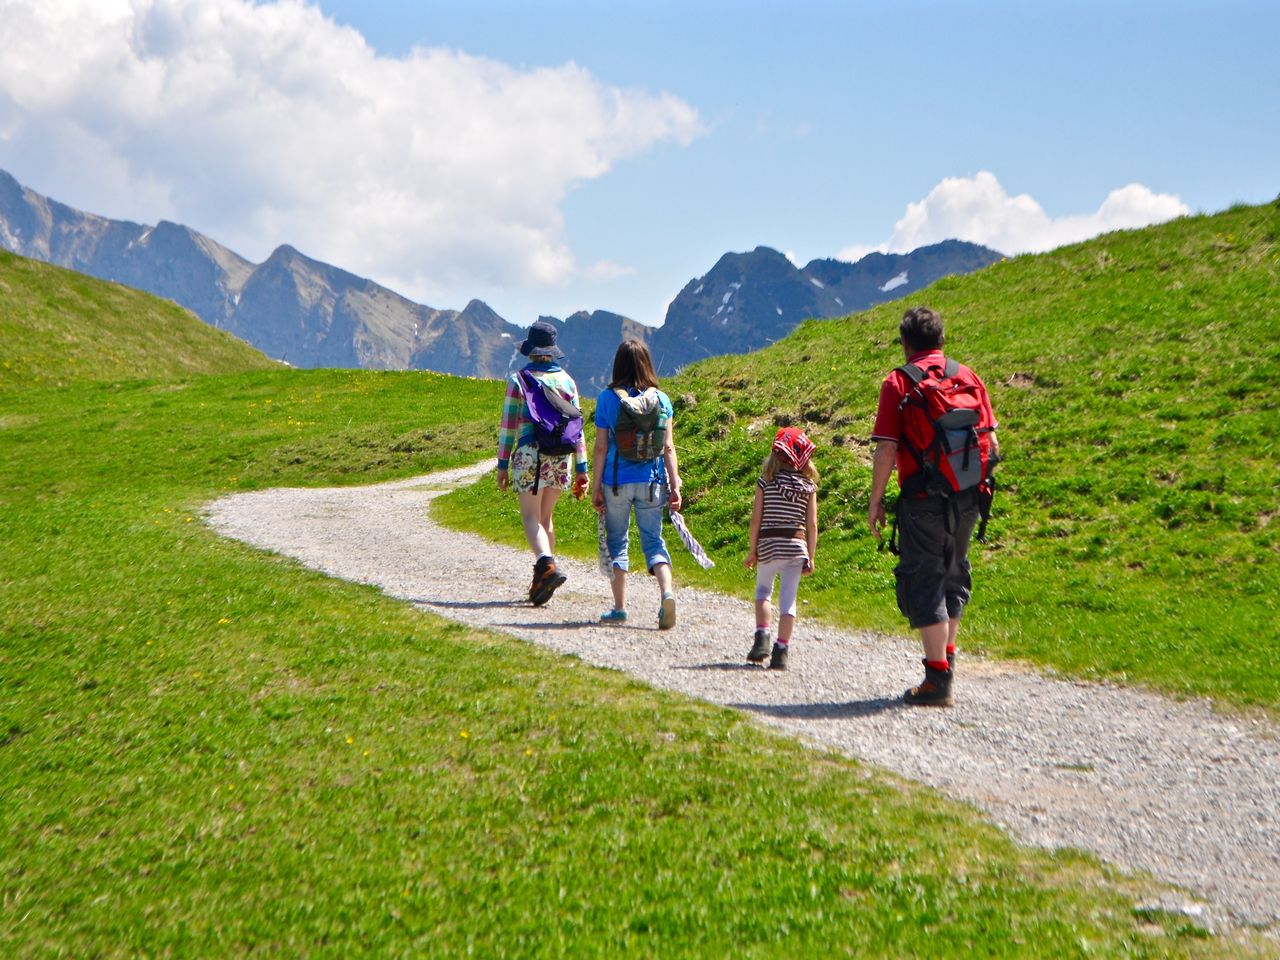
[582,260,636,281]
[0,0,702,296]
[833,242,885,263]
[837,171,1189,261]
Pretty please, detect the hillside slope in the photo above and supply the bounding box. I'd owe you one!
[0,249,277,389]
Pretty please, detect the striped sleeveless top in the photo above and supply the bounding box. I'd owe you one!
[756,469,815,564]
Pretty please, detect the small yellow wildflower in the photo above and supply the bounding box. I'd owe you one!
[460,730,470,739]
[218,617,231,625]
[346,736,354,745]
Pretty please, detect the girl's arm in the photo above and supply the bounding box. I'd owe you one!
[663,419,682,512]
[590,425,610,513]
[745,485,763,569]
[804,488,819,574]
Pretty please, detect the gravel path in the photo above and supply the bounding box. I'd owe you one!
[205,461,1280,932]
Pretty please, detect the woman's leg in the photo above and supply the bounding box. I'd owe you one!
[633,486,672,579]
[603,486,633,611]
[518,490,552,556]
[538,487,563,554]
[653,562,672,594]
[610,565,627,611]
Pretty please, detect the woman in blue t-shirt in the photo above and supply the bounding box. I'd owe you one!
[590,340,683,629]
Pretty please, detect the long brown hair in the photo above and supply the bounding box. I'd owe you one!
[608,339,659,390]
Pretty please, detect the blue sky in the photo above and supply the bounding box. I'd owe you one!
[1,1,1276,326]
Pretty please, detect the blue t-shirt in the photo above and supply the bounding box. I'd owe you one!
[594,387,673,486]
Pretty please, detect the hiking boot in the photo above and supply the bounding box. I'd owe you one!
[768,643,789,671]
[529,557,567,607]
[903,660,954,707]
[657,591,676,630]
[747,629,772,664]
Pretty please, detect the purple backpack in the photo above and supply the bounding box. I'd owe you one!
[516,369,583,457]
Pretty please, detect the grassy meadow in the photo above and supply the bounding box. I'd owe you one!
[437,200,1280,710]
[2,250,1270,954]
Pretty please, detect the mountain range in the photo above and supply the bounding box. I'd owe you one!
[0,169,1002,387]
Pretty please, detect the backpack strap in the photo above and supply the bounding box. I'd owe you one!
[895,356,958,385]
[896,362,927,386]
[611,388,625,495]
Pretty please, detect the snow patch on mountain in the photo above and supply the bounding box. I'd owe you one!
[879,270,908,292]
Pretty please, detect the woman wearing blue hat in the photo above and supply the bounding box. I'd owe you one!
[496,321,589,605]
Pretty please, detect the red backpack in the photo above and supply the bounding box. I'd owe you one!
[895,357,999,540]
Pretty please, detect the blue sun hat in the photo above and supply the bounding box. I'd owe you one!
[518,320,564,359]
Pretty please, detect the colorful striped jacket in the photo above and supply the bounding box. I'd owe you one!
[496,361,589,473]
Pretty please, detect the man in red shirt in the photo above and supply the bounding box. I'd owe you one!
[868,306,999,706]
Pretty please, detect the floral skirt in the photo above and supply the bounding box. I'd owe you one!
[510,444,573,493]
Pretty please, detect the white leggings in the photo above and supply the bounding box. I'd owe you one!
[755,557,806,618]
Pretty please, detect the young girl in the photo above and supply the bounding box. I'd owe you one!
[745,427,818,669]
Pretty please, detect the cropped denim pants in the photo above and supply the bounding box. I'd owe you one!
[603,482,671,573]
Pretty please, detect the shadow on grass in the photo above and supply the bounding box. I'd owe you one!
[731,698,903,720]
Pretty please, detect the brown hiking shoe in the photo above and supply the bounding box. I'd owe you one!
[529,557,567,606]
[904,661,954,707]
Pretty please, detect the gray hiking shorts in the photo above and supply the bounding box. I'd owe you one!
[894,492,980,629]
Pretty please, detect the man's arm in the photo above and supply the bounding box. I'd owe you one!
[868,440,897,539]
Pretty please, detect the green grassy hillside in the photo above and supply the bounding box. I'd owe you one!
[6,370,1252,955]
[437,200,1280,708]
[0,248,276,388]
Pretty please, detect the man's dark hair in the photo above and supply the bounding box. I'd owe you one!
[899,306,945,352]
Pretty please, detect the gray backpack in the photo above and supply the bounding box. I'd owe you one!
[611,387,667,491]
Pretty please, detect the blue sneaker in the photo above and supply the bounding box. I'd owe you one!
[657,591,676,630]
[600,608,628,623]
